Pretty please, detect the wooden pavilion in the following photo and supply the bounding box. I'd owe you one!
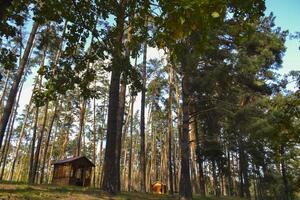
[52,156,95,187]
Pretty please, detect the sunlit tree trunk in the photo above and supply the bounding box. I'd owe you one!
[28,73,46,184]
[149,112,156,185]
[40,103,58,183]
[98,98,107,187]
[32,100,49,183]
[47,118,59,183]
[190,112,199,194]
[28,46,47,184]
[127,93,134,192]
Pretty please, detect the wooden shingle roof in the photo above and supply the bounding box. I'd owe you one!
[53,156,95,167]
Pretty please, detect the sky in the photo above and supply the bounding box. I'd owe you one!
[265,0,300,74]
[17,1,300,113]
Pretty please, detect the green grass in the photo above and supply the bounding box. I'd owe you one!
[0,181,245,200]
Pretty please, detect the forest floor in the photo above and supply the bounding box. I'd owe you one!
[0,182,245,200]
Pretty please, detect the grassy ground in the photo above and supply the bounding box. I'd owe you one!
[0,182,244,200]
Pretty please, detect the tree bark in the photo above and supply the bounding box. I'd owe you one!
[227,150,233,196]
[167,62,174,194]
[190,110,205,196]
[238,139,244,198]
[76,99,86,156]
[0,22,38,149]
[174,72,182,193]
[28,102,40,184]
[32,100,49,183]
[280,145,290,200]
[179,53,192,200]
[101,69,121,193]
[190,112,199,194]
[0,72,10,109]
[140,39,147,194]
[92,97,96,187]
[46,118,59,183]
[101,0,126,193]
[28,75,45,185]
[116,76,126,191]
[212,160,220,196]
[0,80,23,180]
[140,0,149,192]
[28,46,47,184]
[40,103,58,184]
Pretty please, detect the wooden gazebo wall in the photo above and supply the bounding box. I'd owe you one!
[52,163,72,185]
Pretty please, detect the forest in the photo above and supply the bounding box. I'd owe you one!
[0,0,299,200]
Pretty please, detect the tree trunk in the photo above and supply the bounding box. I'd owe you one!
[227,150,233,196]
[212,160,220,196]
[28,103,40,184]
[0,72,10,109]
[98,127,104,186]
[280,145,290,200]
[32,100,49,183]
[150,113,156,186]
[238,139,244,198]
[174,71,182,193]
[190,111,205,196]
[127,93,135,191]
[40,102,58,184]
[190,112,199,194]
[140,40,147,193]
[92,97,96,187]
[0,22,38,149]
[101,0,125,193]
[243,161,251,199]
[167,62,174,194]
[116,76,126,191]
[101,69,121,193]
[140,0,149,191]
[28,74,45,185]
[197,121,206,197]
[0,79,23,180]
[172,129,178,193]
[179,54,192,200]
[46,118,59,183]
[76,99,86,156]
